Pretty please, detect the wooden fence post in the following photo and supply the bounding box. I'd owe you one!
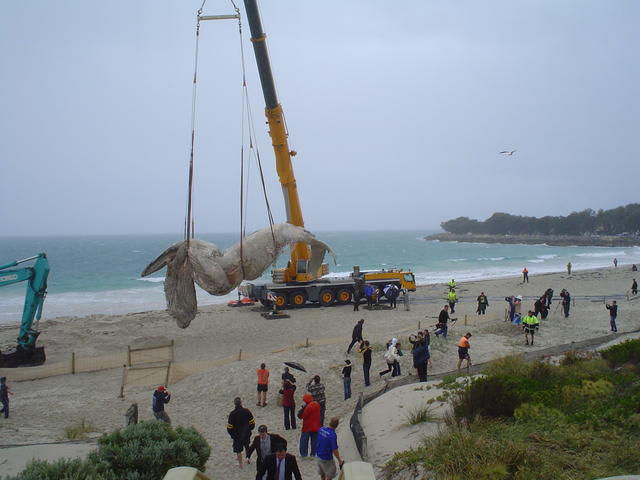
[238,349,242,361]
[165,362,171,387]
[119,365,127,398]
[465,314,468,326]
[71,352,76,375]
[127,345,132,367]
[418,320,421,330]
[306,338,310,347]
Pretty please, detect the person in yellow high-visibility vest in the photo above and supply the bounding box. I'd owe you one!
[522,310,540,345]
[448,279,456,291]
[447,290,458,313]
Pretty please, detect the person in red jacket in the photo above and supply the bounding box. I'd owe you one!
[297,393,320,458]
[279,380,297,430]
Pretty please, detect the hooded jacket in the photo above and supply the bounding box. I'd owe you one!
[298,394,321,432]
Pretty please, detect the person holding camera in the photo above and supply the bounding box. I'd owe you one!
[152,385,171,424]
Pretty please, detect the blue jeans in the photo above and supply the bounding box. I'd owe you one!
[343,377,351,400]
[363,362,371,386]
[610,316,617,332]
[299,430,318,457]
[435,326,448,338]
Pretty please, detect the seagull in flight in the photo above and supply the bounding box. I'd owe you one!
[500,150,517,156]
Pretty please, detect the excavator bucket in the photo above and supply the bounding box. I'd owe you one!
[0,345,46,368]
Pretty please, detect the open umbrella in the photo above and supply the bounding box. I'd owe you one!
[284,361,307,372]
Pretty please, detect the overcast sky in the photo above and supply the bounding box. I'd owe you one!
[1,0,638,236]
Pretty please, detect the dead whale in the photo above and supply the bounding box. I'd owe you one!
[142,223,335,327]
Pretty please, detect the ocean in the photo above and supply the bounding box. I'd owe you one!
[1,231,639,324]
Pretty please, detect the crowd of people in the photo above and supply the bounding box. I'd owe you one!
[138,264,633,478]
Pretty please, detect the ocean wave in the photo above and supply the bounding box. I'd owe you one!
[447,258,467,262]
[136,277,165,283]
[476,257,505,261]
[537,254,557,260]
[575,251,626,258]
[528,259,544,263]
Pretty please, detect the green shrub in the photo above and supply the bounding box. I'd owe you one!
[9,457,117,480]
[93,421,210,480]
[514,403,565,424]
[453,376,522,422]
[600,339,640,367]
[8,421,210,480]
[484,355,531,378]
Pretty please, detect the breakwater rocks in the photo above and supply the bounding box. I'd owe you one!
[425,233,640,247]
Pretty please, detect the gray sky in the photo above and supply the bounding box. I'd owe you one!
[1,0,638,236]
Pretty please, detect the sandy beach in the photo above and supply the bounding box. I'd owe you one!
[1,265,638,478]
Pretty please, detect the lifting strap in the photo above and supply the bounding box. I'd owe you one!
[185,0,278,262]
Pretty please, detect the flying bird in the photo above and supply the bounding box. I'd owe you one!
[500,150,517,156]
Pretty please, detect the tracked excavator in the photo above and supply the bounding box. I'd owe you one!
[0,253,48,367]
[238,0,416,308]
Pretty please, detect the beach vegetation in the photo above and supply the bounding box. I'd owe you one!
[382,352,640,480]
[60,417,97,440]
[600,338,640,367]
[404,404,435,425]
[8,421,211,480]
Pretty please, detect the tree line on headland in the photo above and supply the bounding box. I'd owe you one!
[440,203,640,237]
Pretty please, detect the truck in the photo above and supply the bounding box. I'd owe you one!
[0,253,49,367]
[238,0,416,308]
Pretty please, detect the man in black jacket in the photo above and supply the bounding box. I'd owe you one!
[247,425,287,479]
[257,443,302,480]
[346,319,364,354]
[227,397,256,469]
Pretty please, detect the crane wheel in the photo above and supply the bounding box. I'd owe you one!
[336,288,352,304]
[289,291,307,307]
[319,289,335,307]
[273,294,287,308]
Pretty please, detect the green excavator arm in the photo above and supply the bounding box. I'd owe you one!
[0,253,49,367]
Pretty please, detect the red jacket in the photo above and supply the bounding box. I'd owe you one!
[298,394,321,432]
[280,385,296,407]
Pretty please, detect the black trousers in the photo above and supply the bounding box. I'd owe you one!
[416,363,428,382]
[283,405,296,430]
[347,337,360,353]
[449,301,456,313]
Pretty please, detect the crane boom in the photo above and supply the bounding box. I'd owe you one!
[243,0,316,283]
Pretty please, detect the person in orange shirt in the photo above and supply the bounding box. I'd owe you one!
[457,333,472,372]
[257,363,270,407]
[522,267,529,283]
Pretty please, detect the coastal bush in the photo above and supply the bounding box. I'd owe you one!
[600,339,640,367]
[483,355,531,378]
[8,457,117,480]
[92,421,210,480]
[8,421,210,480]
[384,354,640,480]
[452,376,522,422]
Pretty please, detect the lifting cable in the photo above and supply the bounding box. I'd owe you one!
[185,0,277,259]
[184,0,209,241]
